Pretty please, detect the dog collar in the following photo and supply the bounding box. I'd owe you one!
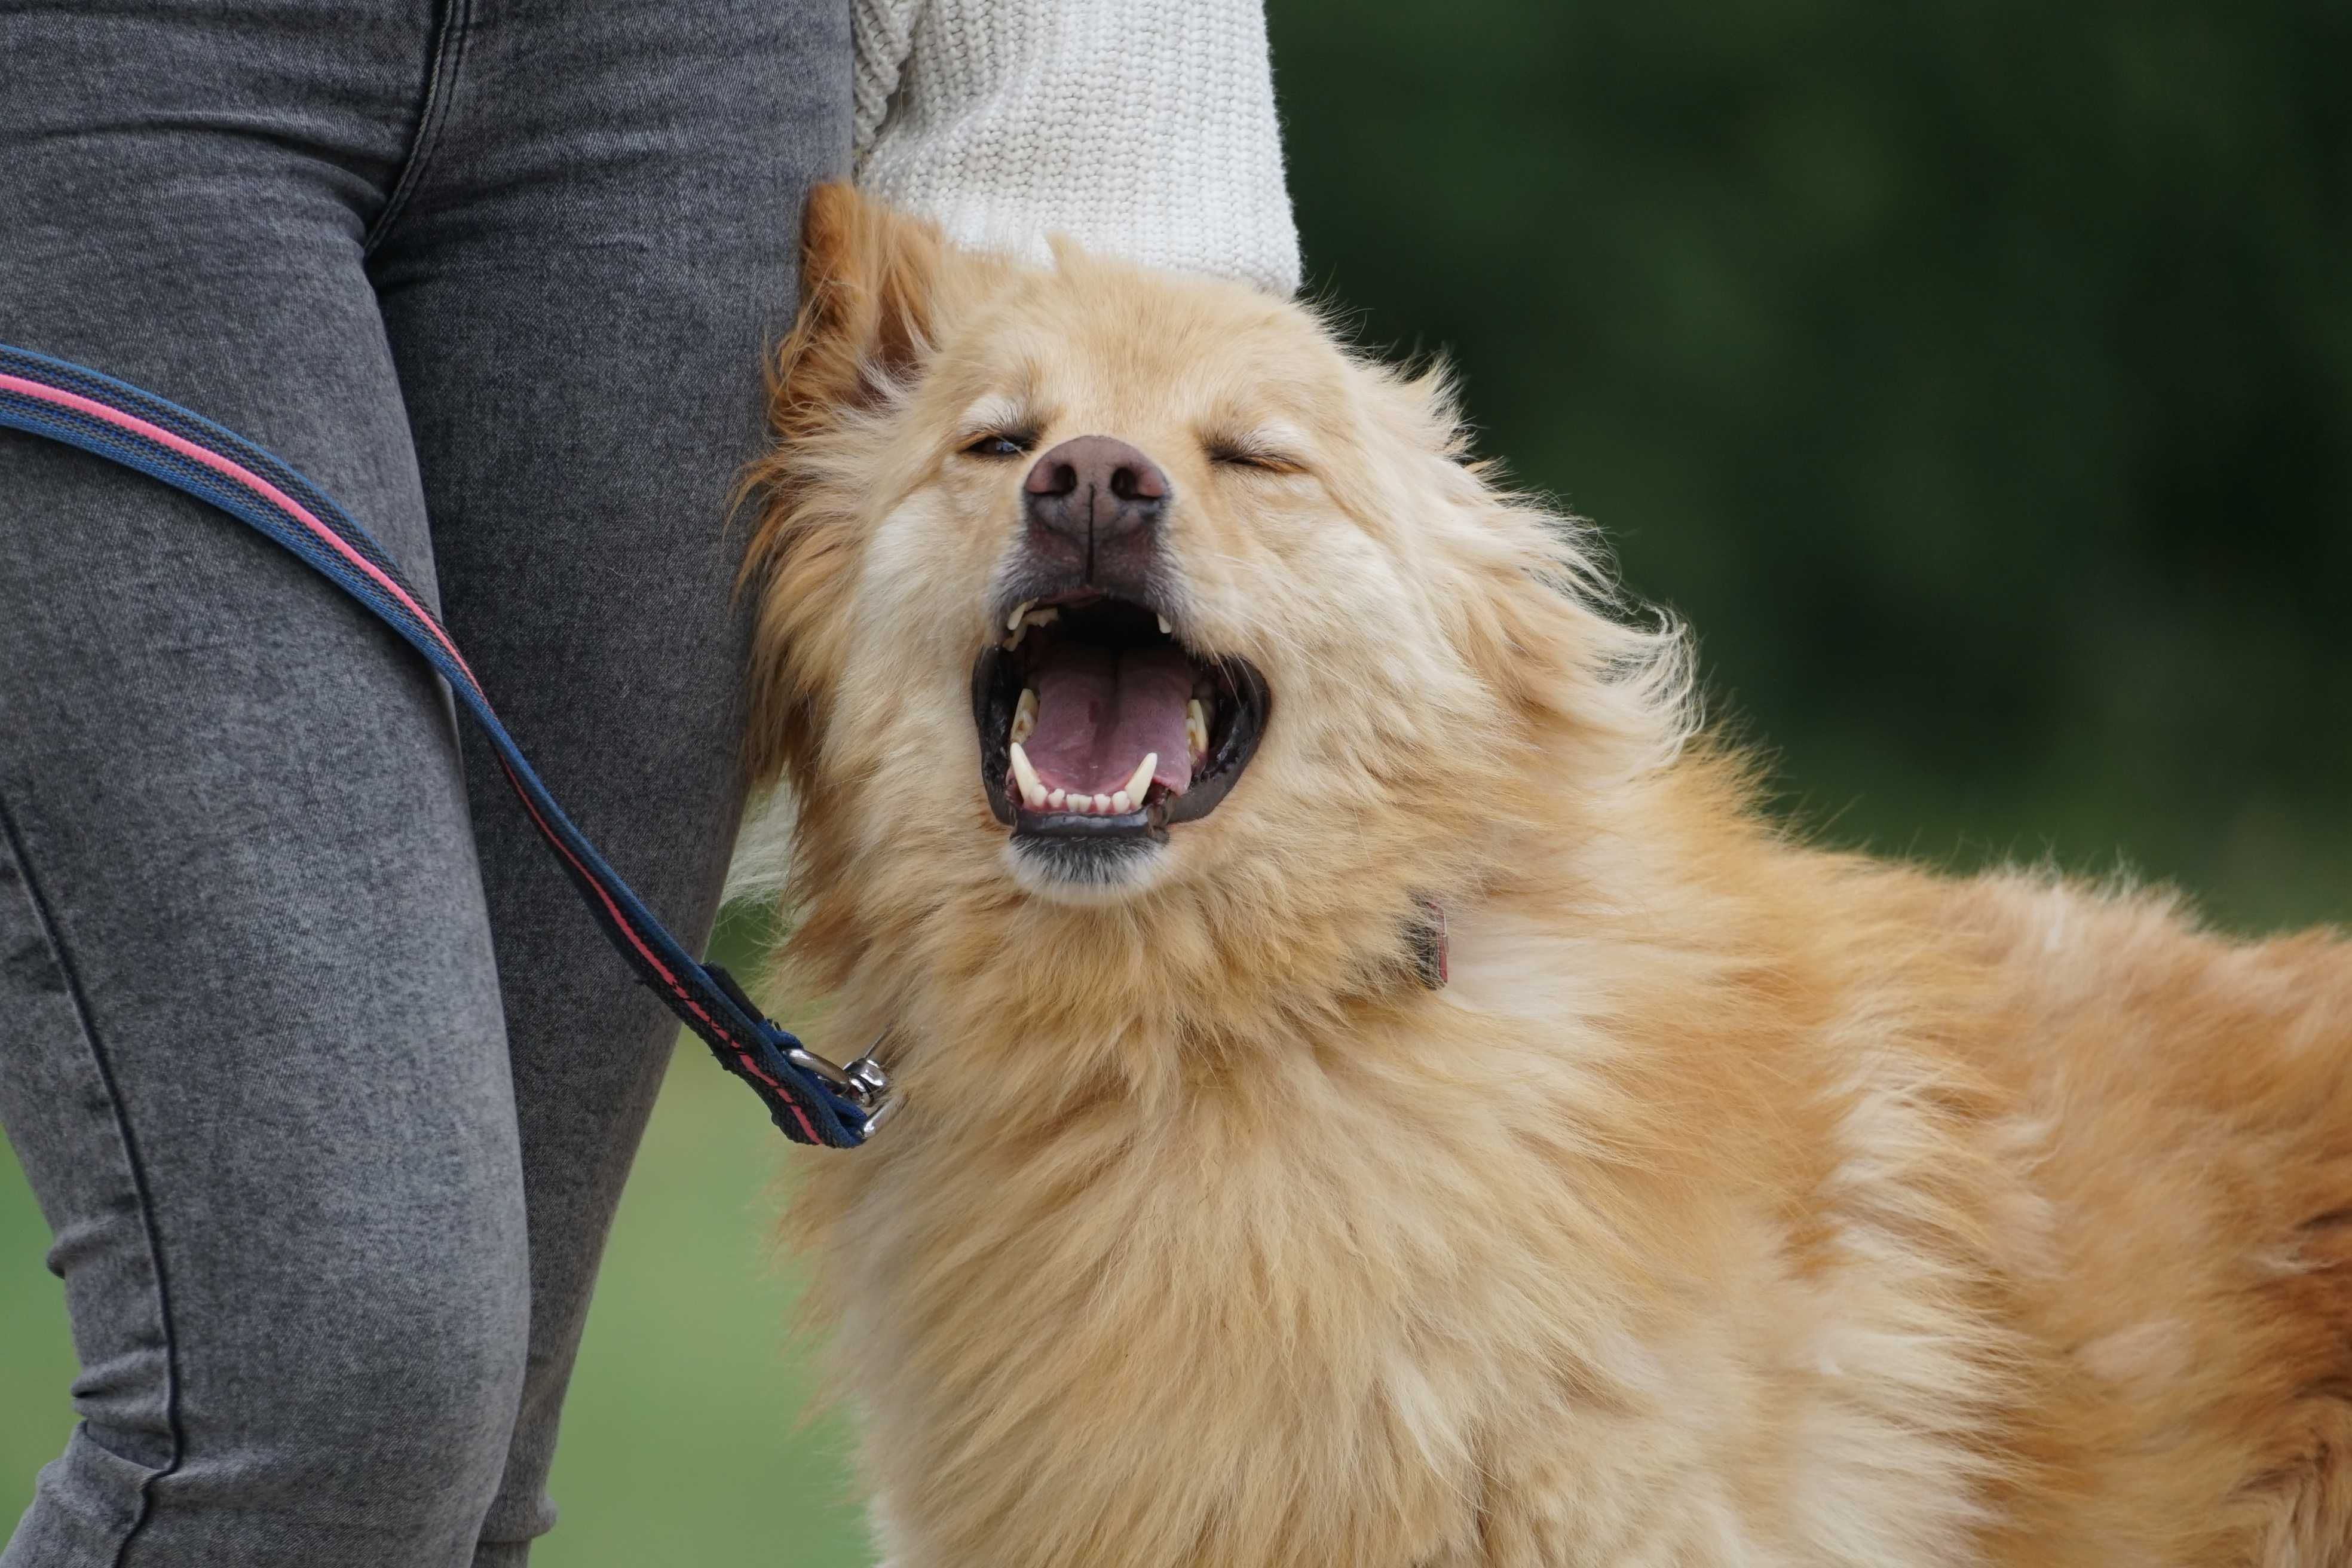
[1410,899,1449,988]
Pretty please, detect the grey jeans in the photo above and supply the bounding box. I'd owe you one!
[0,0,847,1561]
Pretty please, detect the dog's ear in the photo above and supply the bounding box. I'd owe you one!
[771,183,958,439]
[740,187,973,790]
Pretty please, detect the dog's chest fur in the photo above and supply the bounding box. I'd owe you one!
[797,905,2027,1568]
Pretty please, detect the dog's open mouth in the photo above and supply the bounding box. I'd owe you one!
[972,593,1269,844]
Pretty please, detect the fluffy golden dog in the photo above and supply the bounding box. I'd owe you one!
[735,184,2352,1566]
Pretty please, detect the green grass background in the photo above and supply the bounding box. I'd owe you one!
[7,0,2347,1558]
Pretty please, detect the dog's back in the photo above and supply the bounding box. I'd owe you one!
[1944,874,2352,1560]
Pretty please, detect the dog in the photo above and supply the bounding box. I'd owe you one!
[733,183,2352,1566]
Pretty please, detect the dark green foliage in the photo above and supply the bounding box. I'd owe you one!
[1270,0,2352,929]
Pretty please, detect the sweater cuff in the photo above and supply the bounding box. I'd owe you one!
[852,0,1302,296]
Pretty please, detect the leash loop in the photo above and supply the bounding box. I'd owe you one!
[788,1033,898,1135]
[0,341,887,1149]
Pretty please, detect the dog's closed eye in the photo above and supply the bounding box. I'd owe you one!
[1202,434,1306,476]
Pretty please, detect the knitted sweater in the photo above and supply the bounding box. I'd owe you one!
[849,0,1301,296]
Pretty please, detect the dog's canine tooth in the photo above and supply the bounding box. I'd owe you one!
[1186,700,1209,761]
[1006,606,1056,650]
[1008,742,1046,808]
[1156,614,1173,636]
[1121,753,1156,805]
[1011,688,1038,745]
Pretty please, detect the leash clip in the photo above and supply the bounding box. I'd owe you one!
[788,1032,902,1140]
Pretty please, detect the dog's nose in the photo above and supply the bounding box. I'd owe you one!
[1022,436,1168,583]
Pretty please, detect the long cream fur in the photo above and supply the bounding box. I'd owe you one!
[736,185,2352,1567]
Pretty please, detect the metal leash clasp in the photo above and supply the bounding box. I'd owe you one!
[788,1031,901,1140]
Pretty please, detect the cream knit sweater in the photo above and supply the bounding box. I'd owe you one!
[849,0,1301,296]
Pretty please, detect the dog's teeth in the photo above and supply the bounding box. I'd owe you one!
[1120,752,1156,804]
[1007,742,1046,808]
[1186,700,1209,761]
[1092,793,1113,814]
[1005,605,1056,650]
[1156,614,1172,636]
[1010,688,1037,745]
[1110,789,1132,813]
[1047,788,1066,810]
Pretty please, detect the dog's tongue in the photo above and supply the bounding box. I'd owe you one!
[1027,644,1195,798]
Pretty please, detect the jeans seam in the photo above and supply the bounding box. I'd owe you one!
[363,0,476,259]
[0,790,187,1566]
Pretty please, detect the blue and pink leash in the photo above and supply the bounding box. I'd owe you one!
[0,341,893,1149]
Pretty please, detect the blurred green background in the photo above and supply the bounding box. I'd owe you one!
[5,2,2347,1562]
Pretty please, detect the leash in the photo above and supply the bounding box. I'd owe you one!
[0,342,893,1148]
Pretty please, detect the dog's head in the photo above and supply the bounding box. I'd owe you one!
[745,188,1688,1009]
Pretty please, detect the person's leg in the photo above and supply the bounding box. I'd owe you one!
[0,4,533,1563]
[363,0,851,1557]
